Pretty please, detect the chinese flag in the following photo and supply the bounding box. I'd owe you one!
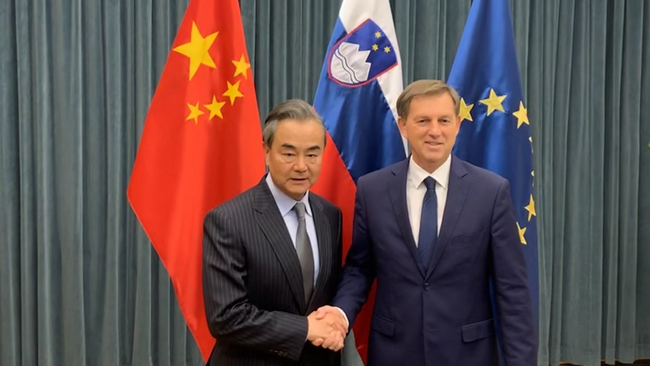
[127,0,265,361]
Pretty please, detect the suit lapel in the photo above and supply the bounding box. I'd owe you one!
[308,195,331,310]
[388,159,426,278]
[426,156,469,279]
[253,180,306,312]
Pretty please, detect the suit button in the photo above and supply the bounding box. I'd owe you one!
[424,283,430,291]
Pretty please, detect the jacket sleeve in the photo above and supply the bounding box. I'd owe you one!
[490,180,537,366]
[333,176,377,327]
[202,207,308,361]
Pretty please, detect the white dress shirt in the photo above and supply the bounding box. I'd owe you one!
[335,155,453,327]
[406,154,451,246]
[266,174,320,285]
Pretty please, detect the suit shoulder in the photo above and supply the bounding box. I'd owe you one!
[205,185,257,220]
[357,160,404,186]
[457,158,509,188]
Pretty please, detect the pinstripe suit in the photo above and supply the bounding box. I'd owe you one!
[202,177,343,366]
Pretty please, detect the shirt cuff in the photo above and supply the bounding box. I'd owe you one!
[335,307,350,329]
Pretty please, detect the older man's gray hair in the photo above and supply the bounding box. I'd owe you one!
[262,99,326,148]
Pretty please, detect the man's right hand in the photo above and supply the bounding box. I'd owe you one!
[314,305,349,327]
[307,312,347,351]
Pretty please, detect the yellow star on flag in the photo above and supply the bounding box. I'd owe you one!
[531,171,535,187]
[459,98,474,122]
[186,102,204,124]
[375,31,382,38]
[517,222,527,245]
[204,96,225,120]
[223,81,244,105]
[513,101,530,128]
[232,54,251,79]
[173,22,218,80]
[480,89,507,116]
[384,46,391,53]
[372,44,379,51]
[524,194,536,221]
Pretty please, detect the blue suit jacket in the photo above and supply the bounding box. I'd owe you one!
[334,156,536,366]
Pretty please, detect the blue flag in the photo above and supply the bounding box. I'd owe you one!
[447,0,539,328]
[310,1,406,363]
[313,0,406,183]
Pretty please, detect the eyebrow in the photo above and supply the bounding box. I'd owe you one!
[279,144,322,151]
[413,115,453,120]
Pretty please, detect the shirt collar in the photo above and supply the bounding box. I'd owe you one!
[407,154,452,190]
[265,174,312,217]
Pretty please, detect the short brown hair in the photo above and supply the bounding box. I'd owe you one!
[396,80,460,118]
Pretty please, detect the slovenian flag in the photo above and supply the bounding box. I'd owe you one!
[310,0,406,362]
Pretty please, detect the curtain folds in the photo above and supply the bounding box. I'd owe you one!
[1,0,648,365]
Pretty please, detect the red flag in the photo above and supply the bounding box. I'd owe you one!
[127,0,264,360]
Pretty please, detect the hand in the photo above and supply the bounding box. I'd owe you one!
[307,312,346,351]
[314,305,348,329]
[312,328,344,351]
[314,306,349,351]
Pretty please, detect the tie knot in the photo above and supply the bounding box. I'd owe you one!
[423,177,436,191]
[293,202,306,219]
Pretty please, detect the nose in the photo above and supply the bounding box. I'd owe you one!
[293,156,307,172]
[427,122,442,137]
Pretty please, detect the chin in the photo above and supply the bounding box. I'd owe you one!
[289,189,307,199]
[423,153,442,162]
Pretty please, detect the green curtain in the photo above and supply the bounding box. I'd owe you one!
[1,0,649,365]
[526,1,650,365]
[0,1,201,365]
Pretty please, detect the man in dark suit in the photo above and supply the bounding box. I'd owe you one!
[202,99,347,366]
[318,80,537,365]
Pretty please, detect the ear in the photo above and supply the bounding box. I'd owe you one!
[397,116,408,138]
[263,143,270,164]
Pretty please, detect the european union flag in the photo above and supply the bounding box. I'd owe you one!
[448,0,539,328]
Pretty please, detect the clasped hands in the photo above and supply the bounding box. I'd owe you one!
[307,306,348,352]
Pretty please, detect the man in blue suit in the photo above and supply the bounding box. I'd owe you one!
[317,80,536,365]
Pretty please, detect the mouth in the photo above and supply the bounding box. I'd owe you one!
[425,141,443,148]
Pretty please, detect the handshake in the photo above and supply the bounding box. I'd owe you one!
[306,306,348,352]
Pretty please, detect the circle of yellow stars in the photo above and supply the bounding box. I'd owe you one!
[458,88,530,129]
[172,22,252,125]
[458,87,536,245]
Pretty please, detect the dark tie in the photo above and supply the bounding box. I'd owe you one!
[418,177,438,270]
[293,202,314,303]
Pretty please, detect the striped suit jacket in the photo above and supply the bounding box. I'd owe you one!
[202,177,343,366]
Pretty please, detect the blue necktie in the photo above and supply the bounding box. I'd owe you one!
[418,177,438,270]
